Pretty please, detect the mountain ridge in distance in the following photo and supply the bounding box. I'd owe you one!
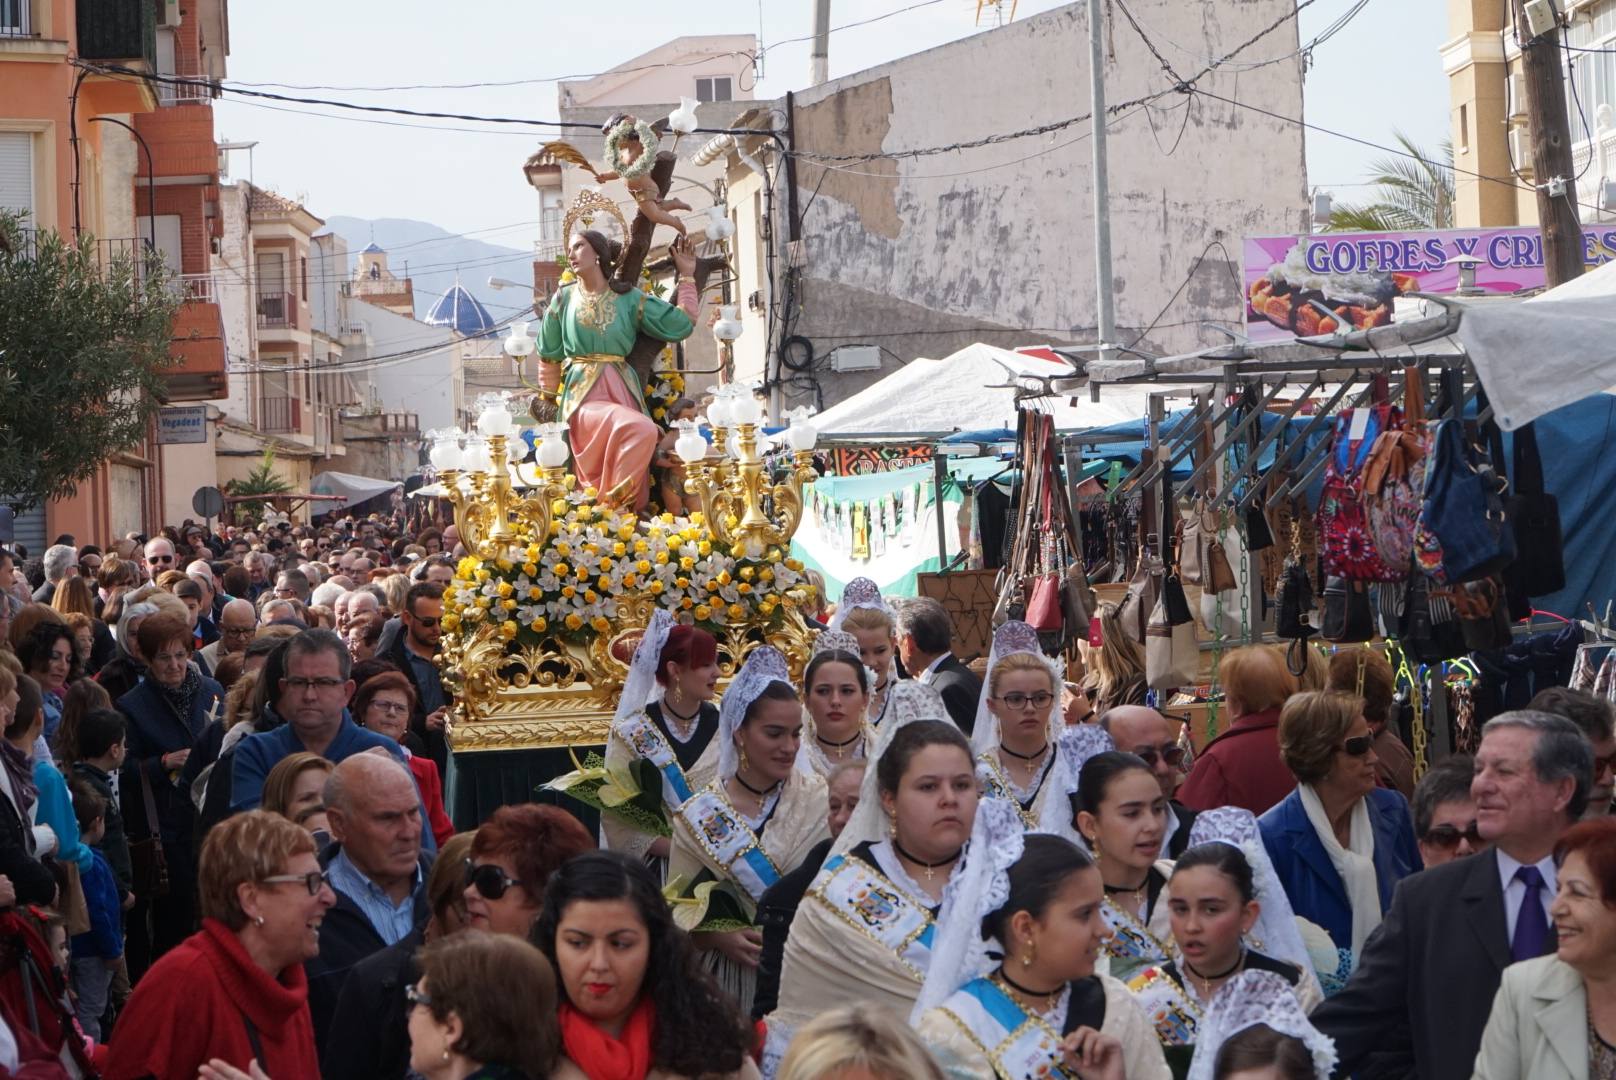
[324,215,535,324]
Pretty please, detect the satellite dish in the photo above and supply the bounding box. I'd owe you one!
[192,486,226,519]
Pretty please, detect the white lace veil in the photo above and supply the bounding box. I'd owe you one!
[829,679,951,858]
[1183,807,1317,981]
[1034,724,1116,840]
[910,797,1027,1022]
[827,576,896,632]
[1186,970,1337,1080]
[971,619,1064,756]
[716,645,795,780]
[615,608,675,727]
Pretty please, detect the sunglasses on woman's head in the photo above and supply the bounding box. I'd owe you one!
[1341,734,1374,757]
[464,858,524,900]
[1422,820,1482,850]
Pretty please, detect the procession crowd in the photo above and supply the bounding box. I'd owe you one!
[0,513,1608,1080]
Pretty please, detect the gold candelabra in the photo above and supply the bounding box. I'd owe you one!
[440,432,570,560]
[682,421,817,559]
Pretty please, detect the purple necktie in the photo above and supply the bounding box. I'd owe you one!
[1511,865,1550,962]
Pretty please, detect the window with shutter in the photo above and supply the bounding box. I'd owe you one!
[0,132,34,221]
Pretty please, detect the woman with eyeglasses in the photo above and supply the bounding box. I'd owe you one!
[1259,691,1420,995]
[536,850,759,1080]
[104,810,333,1079]
[972,622,1064,830]
[404,930,562,1080]
[353,670,454,848]
[116,612,226,960]
[18,617,79,743]
[463,803,594,938]
[53,574,115,674]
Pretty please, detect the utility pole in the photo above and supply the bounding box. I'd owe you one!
[810,0,831,86]
[1087,0,1117,400]
[1513,0,1584,287]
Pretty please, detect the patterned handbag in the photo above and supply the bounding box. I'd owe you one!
[1362,370,1429,579]
[1319,404,1404,582]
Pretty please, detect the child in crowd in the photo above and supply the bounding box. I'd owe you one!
[67,779,123,1041]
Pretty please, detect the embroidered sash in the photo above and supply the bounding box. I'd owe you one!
[940,978,1077,1079]
[615,712,695,811]
[1125,966,1201,1046]
[1101,896,1172,966]
[674,788,780,903]
[977,753,1049,829]
[808,854,936,981]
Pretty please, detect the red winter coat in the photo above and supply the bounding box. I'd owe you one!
[105,918,319,1080]
[1176,707,1297,816]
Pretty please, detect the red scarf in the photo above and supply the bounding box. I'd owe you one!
[559,998,655,1080]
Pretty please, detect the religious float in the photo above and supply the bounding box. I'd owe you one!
[427,159,822,817]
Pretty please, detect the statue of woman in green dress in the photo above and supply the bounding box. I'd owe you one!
[537,231,700,510]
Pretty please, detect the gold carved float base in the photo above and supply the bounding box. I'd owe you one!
[445,601,818,753]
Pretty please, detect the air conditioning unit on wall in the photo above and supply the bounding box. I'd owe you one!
[159,0,181,27]
[831,345,881,373]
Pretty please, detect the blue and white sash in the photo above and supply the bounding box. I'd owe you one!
[809,854,936,981]
[938,978,1077,1079]
[615,711,695,811]
[1125,966,1200,1046]
[674,788,780,904]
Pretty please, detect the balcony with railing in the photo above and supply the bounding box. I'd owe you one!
[256,291,297,331]
[259,395,302,434]
[166,273,226,401]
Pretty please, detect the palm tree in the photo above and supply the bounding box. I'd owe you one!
[1326,131,1455,232]
[225,449,293,523]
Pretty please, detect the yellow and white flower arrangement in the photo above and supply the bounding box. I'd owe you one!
[441,485,814,646]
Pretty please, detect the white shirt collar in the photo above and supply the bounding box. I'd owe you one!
[1496,847,1558,895]
[918,652,951,683]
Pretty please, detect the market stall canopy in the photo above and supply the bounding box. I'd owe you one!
[1459,260,1616,431]
[309,471,401,512]
[810,342,1200,441]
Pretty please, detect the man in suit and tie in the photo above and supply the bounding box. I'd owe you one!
[896,597,983,737]
[1313,710,1594,1080]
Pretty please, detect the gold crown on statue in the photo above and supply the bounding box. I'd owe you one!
[562,188,630,247]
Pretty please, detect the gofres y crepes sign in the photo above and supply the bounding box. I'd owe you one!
[1242,227,1616,342]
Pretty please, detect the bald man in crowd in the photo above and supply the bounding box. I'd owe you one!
[1102,705,1198,856]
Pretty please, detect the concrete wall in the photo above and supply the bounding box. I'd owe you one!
[734,0,1309,414]
[213,182,256,423]
[343,298,459,433]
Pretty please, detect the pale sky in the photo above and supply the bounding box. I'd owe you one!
[213,0,1451,242]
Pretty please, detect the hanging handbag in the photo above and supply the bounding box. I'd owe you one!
[1322,576,1375,643]
[1362,368,1429,578]
[1119,555,1164,645]
[1026,573,1065,633]
[1146,573,1198,690]
[1320,404,1405,582]
[1505,421,1565,598]
[1419,418,1516,584]
[129,766,170,901]
[1449,576,1513,651]
[1399,570,1468,663]
[1276,557,1316,641]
